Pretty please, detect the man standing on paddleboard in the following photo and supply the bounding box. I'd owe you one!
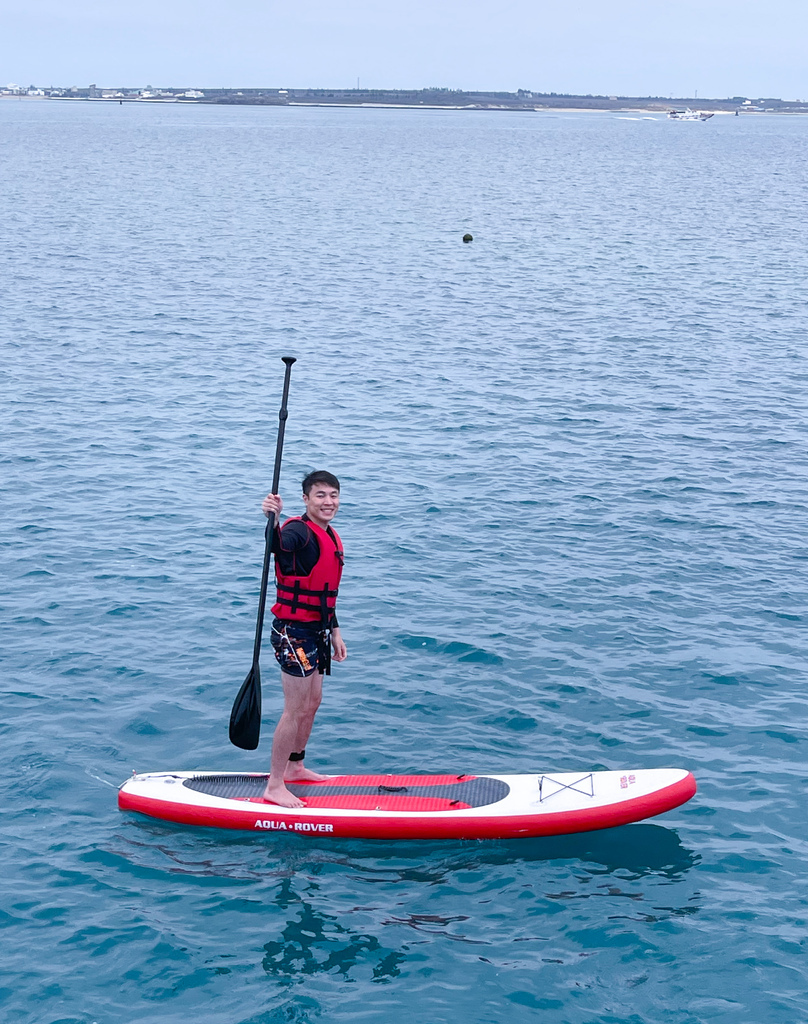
[260,470,347,807]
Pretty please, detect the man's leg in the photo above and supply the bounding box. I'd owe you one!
[262,670,323,807]
[284,670,329,783]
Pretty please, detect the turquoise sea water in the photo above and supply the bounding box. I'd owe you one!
[2,99,807,1023]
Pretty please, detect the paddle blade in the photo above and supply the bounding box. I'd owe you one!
[229,665,262,750]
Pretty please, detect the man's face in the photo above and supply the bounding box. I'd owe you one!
[303,484,340,525]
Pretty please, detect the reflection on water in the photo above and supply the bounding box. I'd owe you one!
[117,819,698,884]
[509,822,701,878]
[332,822,699,883]
[261,880,406,984]
[104,819,702,995]
[380,912,486,945]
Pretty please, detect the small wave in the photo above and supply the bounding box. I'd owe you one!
[397,634,504,665]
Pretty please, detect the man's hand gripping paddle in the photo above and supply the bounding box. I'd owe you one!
[229,356,296,749]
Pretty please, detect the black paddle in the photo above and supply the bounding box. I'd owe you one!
[229,355,296,749]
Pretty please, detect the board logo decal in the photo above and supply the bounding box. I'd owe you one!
[620,775,636,789]
[254,819,335,832]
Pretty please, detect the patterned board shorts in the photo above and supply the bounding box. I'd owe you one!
[270,619,329,677]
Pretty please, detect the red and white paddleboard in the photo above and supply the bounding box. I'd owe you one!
[118,768,696,840]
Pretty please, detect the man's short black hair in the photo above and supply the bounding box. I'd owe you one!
[302,470,340,495]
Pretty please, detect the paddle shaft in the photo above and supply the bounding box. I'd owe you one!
[250,356,296,668]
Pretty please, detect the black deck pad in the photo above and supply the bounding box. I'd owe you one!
[183,774,510,808]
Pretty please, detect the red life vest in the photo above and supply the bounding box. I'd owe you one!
[271,517,344,626]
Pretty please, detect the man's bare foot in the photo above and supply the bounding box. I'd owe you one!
[261,781,305,808]
[284,765,330,783]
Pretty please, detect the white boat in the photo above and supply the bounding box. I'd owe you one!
[667,108,714,121]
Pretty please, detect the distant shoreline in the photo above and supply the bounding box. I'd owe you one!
[4,88,807,115]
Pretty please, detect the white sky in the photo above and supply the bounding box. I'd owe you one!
[2,0,806,99]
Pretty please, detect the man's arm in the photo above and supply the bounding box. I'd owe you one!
[262,494,310,556]
[330,627,347,662]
